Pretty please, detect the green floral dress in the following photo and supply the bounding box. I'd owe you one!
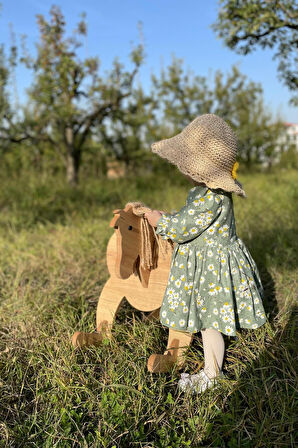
[155,185,267,336]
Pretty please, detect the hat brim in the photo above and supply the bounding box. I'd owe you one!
[151,137,246,198]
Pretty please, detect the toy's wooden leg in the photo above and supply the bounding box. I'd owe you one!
[143,308,160,322]
[96,278,124,335]
[72,278,124,348]
[147,329,193,373]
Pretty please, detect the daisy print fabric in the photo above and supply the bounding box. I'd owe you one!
[155,185,267,336]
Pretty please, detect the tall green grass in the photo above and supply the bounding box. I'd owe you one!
[0,167,297,447]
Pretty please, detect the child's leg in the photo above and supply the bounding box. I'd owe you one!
[201,328,225,379]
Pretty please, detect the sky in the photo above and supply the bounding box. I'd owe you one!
[0,0,297,123]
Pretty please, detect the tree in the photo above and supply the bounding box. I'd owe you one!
[0,34,23,152]
[151,56,213,135]
[212,0,298,105]
[20,5,143,185]
[0,3,12,149]
[100,84,157,173]
[0,46,10,142]
[212,65,285,166]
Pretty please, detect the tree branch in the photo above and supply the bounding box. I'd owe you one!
[75,66,139,148]
[233,25,288,43]
[278,2,298,20]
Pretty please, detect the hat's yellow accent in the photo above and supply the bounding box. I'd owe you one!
[232,161,239,180]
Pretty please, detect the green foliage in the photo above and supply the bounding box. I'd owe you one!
[0,168,297,447]
[212,65,281,166]
[275,143,298,169]
[0,44,15,152]
[19,5,144,185]
[212,0,298,105]
[0,44,9,122]
[151,56,213,132]
[100,85,156,172]
[0,5,293,181]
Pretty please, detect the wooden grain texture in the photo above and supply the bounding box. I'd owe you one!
[103,231,172,312]
[73,206,194,372]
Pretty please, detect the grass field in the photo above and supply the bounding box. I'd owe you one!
[0,167,297,447]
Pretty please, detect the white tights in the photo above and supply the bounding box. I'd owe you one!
[201,328,225,379]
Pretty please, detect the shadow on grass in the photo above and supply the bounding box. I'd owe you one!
[125,303,296,447]
[83,298,296,447]
[102,220,295,447]
[200,304,297,447]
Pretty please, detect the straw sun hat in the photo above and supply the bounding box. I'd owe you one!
[151,114,246,198]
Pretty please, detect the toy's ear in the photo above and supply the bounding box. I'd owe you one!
[123,204,134,213]
[110,213,120,228]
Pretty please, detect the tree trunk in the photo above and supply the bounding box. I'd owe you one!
[66,152,79,185]
[245,146,251,167]
[65,126,81,186]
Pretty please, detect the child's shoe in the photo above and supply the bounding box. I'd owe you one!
[190,369,225,394]
[177,372,192,392]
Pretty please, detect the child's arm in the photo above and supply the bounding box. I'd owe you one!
[155,193,223,243]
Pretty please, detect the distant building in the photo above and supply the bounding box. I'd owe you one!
[262,122,298,168]
[282,122,298,150]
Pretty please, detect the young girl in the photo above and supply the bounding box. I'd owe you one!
[144,114,267,394]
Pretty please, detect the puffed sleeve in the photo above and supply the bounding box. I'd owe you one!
[155,189,223,243]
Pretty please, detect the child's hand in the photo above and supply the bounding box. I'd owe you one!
[144,210,163,227]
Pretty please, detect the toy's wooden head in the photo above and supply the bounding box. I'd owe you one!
[110,204,151,287]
